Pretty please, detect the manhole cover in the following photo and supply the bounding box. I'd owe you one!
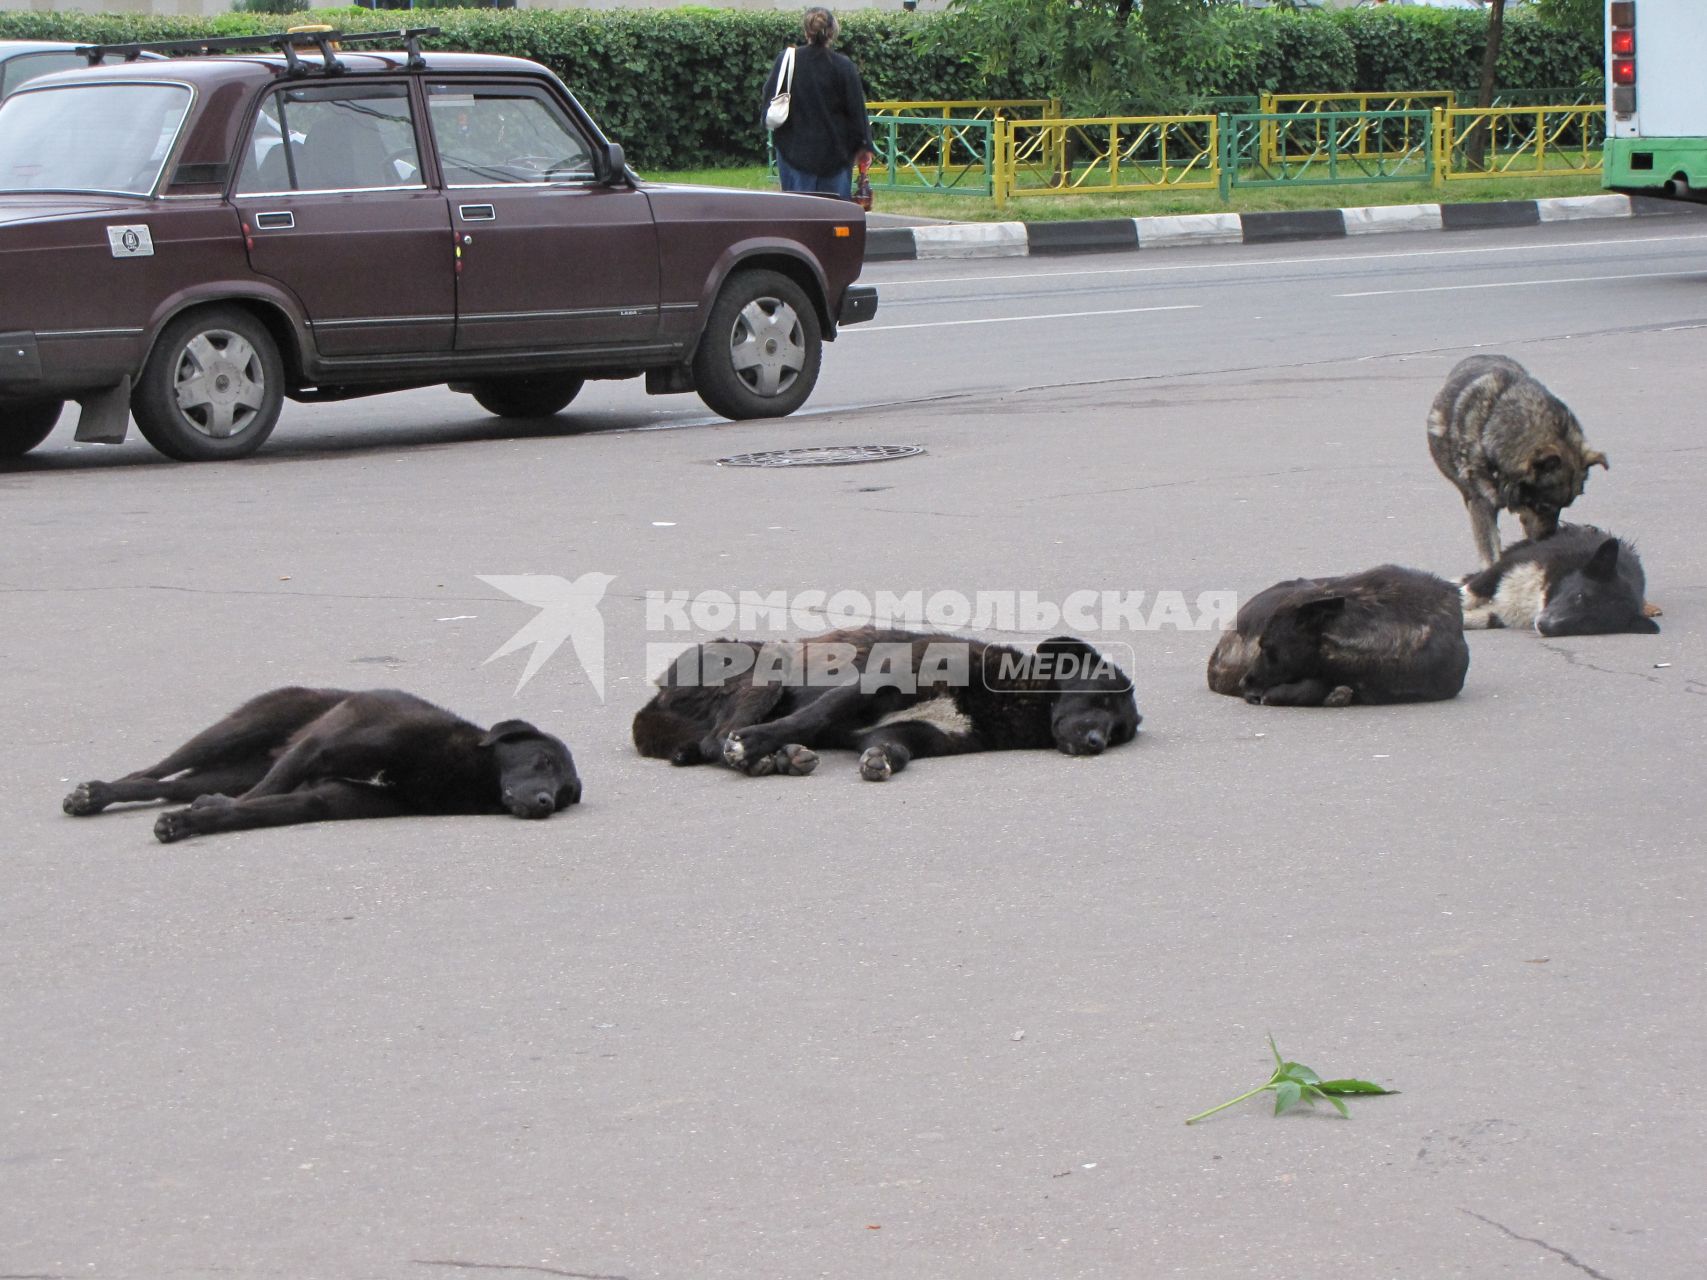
[717,444,925,468]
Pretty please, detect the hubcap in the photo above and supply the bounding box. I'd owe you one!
[729,296,804,398]
[173,330,265,439]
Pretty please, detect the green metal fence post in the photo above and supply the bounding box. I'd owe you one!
[1218,114,1232,202]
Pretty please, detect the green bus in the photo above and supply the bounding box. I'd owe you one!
[1603,0,1707,202]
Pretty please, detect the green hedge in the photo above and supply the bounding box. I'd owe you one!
[0,7,1601,170]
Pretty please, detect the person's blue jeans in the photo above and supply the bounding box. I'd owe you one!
[778,152,852,200]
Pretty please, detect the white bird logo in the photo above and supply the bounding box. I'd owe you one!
[478,572,617,698]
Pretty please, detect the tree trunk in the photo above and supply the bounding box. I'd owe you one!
[1465,0,1507,170]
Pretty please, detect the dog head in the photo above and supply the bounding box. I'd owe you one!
[480,720,581,818]
[1239,595,1345,702]
[1505,443,1609,535]
[1536,537,1659,637]
[1035,636,1141,756]
[1207,577,1327,696]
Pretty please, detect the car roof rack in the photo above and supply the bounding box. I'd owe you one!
[77,27,439,77]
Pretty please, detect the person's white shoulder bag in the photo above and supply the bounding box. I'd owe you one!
[765,46,796,130]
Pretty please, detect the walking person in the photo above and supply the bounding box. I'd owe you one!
[761,7,874,200]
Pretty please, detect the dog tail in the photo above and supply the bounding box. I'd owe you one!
[632,703,709,763]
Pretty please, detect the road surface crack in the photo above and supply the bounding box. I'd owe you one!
[1462,1210,1616,1279]
[1537,641,1664,685]
[413,1262,628,1280]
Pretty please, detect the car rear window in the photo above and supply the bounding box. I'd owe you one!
[0,82,191,196]
[235,82,422,194]
[0,51,87,99]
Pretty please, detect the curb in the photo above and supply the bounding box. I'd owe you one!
[864,194,1707,263]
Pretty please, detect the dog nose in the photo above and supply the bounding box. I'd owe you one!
[530,791,554,816]
[1083,729,1106,753]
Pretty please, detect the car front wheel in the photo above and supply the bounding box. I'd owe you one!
[132,307,284,461]
[693,269,822,420]
[0,399,64,457]
[469,374,585,419]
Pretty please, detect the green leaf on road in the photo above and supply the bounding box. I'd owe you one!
[1317,1079,1398,1096]
[1186,1039,1397,1124]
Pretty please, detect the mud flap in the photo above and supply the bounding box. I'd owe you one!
[645,365,696,395]
[73,377,131,444]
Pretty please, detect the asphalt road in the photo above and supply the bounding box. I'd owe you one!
[4,215,1705,1279]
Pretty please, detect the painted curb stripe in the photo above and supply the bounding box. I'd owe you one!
[1440,200,1541,229]
[1341,203,1444,235]
[1135,212,1241,248]
[862,194,1707,263]
[864,227,918,261]
[1240,209,1347,244]
[1025,218,1139,255]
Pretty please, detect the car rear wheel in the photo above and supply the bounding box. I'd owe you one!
[693,269,822,420]
[469,375,585,419]
[0,399,64,457]
[132,307,284,461]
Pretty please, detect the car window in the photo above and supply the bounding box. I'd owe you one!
[425,82,594,187]
[0,52,87,99]
[235,82,420,194]
[0,82,190,196]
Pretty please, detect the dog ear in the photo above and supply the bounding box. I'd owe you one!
[1294,596,1348,630]
[1036,635,1098,662]
[1584,538,1621,582]
[479,719,541,748]
[1584,449,1609,471]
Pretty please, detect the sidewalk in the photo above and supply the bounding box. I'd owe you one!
[862,194,1707,261]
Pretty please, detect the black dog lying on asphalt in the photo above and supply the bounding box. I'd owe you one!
[1209,567,1470,707]
[1460,524,1660,636]
[634,627,1140,780]
[63,687,580,843]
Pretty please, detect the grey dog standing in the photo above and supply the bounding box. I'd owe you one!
[1427,355,1608,567]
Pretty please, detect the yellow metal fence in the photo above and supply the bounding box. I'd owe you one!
[1434,105,1606,180]
[997,115,1220,202]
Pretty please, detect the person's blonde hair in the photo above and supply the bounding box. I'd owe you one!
[803,7,838,47]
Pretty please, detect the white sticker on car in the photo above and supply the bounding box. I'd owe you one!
[107,225,154,259]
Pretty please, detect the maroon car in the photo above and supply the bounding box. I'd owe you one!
[0,29,876,460]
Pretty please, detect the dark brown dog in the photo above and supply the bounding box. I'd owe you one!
[1427,355,1608,567]
[1210,567,1469,707]
[63,687,579,842]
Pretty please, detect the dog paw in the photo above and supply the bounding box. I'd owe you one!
[773,744,818,777]
[1324,685,1355,708]
[153,809,195,844]
[1644,600,1663,619]
[859,745,894,782]
[189,793,235,810]
[724,728,792,774]
[62,781,111,816]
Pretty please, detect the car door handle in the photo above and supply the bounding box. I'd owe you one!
[458,204,496,221]
[253,211,295,230]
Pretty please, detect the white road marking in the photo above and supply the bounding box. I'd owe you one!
[1338,269,1689,297]
[852,304,1198,333]
[873,232,1707,288]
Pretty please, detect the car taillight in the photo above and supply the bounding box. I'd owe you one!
[1611,29,1634,56]
[1612,59,1636,86]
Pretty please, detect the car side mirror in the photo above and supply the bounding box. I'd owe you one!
[600,141,628,187]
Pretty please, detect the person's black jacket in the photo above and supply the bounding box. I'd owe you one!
[761,43,874,177]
